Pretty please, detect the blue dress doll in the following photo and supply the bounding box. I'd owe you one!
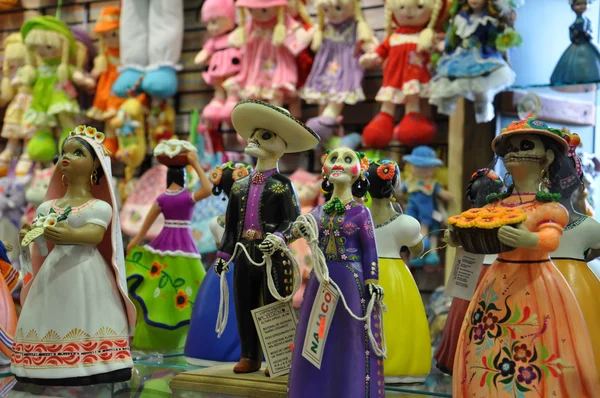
[184,162,251,366]
[551,0,600,84]
[429,0,522,124]
[402,146,453,267]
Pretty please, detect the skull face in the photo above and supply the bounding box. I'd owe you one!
[245,128,286,160]
[323,147,361,185]
[502,134,555,180]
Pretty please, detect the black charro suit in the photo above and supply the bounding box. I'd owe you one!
[216,170,300,363]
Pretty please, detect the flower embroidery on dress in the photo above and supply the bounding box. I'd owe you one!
[463,279,570,395]
[149,261,163,278]
[270,182,288,194]
[175,289,189,310]
[326,60,341,77]
[408,51,425,67]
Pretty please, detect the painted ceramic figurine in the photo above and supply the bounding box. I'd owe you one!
[551,0,600,84]
[86,6,124,154]
[0,241,19,365]
[21,16,82,164]
[288,148,384,398]
[126,139,212,352]
[185,161,252,366]
[214,100,319,374]
[402,146,452,267]
[288,169,322,309]
[0,170,31,267]
[195,0,241,125]
[448,119,600,396]
[224,0,308,110]
[550,133,600,381]
[429,0,521,123]
[302,0,375,143]
[360,0,445,148]
[14,125,136,385]
[0,33,32,176]
[366,158,429,383]
[434,168,504,375]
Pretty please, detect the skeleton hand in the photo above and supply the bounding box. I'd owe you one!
[214,257,230,275]
[444,229,459,248]
[292,221,311,240]
[367,283,384,302]
[258,234,282,256]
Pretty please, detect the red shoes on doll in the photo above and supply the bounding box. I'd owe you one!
[362,112,437,148]
[202,97,239,124]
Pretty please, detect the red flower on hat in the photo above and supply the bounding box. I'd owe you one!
[377,164,395,180]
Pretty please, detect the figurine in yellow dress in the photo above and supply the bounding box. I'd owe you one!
[448,119,600,396]
[367,158,427,384]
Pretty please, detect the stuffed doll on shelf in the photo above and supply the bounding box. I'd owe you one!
[301,0,375,144]
[288,148,385,397]
[402,146,452,267]
[0,34,32,177]
[366,158,430,384]
[185,161,252,366]
[70,27,98,116]
[195,0,241,127]
[23,167,53,225]
[224,0,312,137]
[551,0,600,85]
[447,119,600,396]
[86,6,124,155]
[20,16,82,166]
[112,0,183,100]
[15,125,136,385]
[428,0,522,123]
[125,139,212,353]
[360,0,446,148]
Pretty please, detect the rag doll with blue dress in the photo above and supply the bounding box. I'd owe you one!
[428,0,522,123]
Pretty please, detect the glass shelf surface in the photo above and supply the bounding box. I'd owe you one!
[0,356,452,397]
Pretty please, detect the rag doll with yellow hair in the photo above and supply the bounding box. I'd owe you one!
[223,0,311,119]
[0,33,32,177]
[20,16,82,167]
[301,0,377,144]
[360,0,447,149]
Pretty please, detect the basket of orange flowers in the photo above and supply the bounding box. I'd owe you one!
[448,207,527,254]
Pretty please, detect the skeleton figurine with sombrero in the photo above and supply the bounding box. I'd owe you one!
[214,100,320,375]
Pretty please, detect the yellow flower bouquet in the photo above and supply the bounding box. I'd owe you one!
[448,206,527,254]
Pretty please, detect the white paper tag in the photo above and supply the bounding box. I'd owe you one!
[301,282,339,369]
[432,210,443,223]
[444,248,485,300]
[19,246,32,275]
[251,301,298,378]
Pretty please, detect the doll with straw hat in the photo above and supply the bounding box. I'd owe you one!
[20,16,81,166]
[86,6,125,155]
[223,0,309,115]
[0,33,32,177]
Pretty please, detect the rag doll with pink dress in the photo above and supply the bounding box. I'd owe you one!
[224,0,312,117]
[195,0,241,126]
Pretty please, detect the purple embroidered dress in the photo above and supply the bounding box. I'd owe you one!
[300,19,366,105]
[288,202,384,398]
[126,188,206,351]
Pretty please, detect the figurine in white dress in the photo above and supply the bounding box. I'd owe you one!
[14,126,135,386]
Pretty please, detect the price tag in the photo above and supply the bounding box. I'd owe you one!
[301,282,339,369]
[444,248,485,300]
[251,301,298,378]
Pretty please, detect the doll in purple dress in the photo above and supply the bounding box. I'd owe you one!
[125,142,213,352]
[288,148,385,398]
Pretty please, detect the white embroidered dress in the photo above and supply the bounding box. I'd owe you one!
[11,199,132,379]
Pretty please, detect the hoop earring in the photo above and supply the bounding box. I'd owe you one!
[539,168,551,191]
[90,169,98,186]
[61,175,67,186]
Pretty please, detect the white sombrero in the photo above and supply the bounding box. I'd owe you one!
[231,100,321,153]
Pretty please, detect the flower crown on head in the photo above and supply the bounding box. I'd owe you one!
[208,161,252,186]
[68,125,110,157]
[369,158,398,181]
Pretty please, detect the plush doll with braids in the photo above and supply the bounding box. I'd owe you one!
[301,0,376,144]
[0,33,32,176]
[287,0,315,118]
[361,0,446,149]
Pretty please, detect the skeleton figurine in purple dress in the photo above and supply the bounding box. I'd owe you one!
[126,142,213,352]
[288,148,386,398]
